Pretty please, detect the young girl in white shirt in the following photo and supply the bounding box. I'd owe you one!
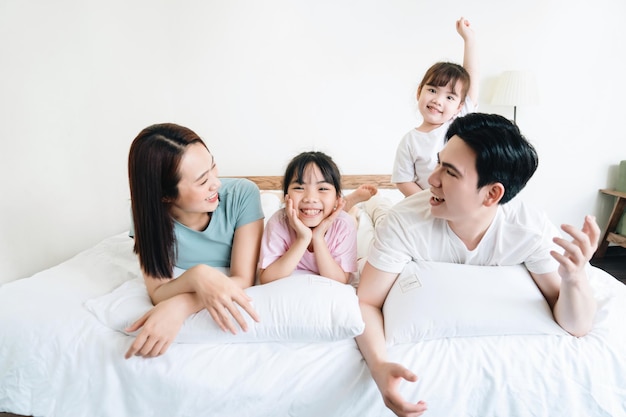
[392,16,479,197]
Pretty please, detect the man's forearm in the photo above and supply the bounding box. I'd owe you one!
[554,278,597,337]
[355,302,390,370]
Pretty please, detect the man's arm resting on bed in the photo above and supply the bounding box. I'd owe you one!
[229,219,264,288]
[355,262,427,416]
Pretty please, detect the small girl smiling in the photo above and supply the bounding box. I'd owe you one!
[258,151,357,284]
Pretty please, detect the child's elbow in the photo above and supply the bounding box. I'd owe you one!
[332,272,351,285]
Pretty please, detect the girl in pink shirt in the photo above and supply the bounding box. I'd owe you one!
[258,152,358,284]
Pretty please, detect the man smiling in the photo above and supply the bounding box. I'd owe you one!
[356,113,599,417]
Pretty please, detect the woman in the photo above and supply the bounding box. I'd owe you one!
[125,123,264,358]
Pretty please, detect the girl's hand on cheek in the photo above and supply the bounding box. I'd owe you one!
[285,195,312,242]
[312,198,345,241]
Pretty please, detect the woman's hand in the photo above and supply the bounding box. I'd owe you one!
[124,296,188,359]
[188,265,260,334]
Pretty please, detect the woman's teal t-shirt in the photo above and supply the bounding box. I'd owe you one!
[173,178,264,270]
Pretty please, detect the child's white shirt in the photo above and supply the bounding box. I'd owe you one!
[391,96,476,189]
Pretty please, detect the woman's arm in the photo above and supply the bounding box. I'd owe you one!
[143,265,258,333]
[125,292,202,359]
[229,218,264,288]
[143,216,263,318]
[127,259,260,359]
[125,219,264,359]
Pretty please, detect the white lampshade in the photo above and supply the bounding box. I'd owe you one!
[490,70,539,123]
[491,70,539,106]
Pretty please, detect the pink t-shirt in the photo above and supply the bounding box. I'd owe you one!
[259,209,358,274]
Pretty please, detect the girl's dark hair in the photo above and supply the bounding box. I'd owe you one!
[282,151,342,197]
[418,62,470,103]
[128,123,207,278]
[445,113,539,204]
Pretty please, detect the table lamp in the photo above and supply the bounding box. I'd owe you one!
[490,70,539,124]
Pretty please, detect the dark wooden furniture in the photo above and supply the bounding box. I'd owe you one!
[594,189,626,258]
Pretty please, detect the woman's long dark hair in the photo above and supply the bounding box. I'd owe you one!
[128,123,206,278]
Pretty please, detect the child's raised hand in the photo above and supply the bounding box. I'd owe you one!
[550,215,600,283]
[456,16,474,41]
[284,195,313,241]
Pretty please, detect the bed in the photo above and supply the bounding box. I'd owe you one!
[1,175,625,417]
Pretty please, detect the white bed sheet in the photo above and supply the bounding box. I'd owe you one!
[1,231,626,417]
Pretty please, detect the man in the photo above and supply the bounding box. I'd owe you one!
[356,113,599,417]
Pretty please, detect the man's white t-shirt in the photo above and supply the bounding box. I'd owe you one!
[367,190,561,275]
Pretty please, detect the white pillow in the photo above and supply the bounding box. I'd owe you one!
[383,261,568,345]
[85,271,364,343]
[260,191,283,224]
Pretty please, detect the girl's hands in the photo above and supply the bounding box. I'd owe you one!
[456,16,474,41]
[284,195,346,248]
[284,195,313,242]
[311,197,346,243]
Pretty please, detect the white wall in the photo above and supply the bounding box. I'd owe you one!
[1,0,625,283]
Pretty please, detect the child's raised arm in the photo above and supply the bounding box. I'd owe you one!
[456,16,479,107]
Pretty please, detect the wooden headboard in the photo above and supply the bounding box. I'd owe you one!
[233,175,394,191]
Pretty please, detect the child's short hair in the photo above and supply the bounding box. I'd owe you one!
[282,151,342,197]
[418,62,470,103]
